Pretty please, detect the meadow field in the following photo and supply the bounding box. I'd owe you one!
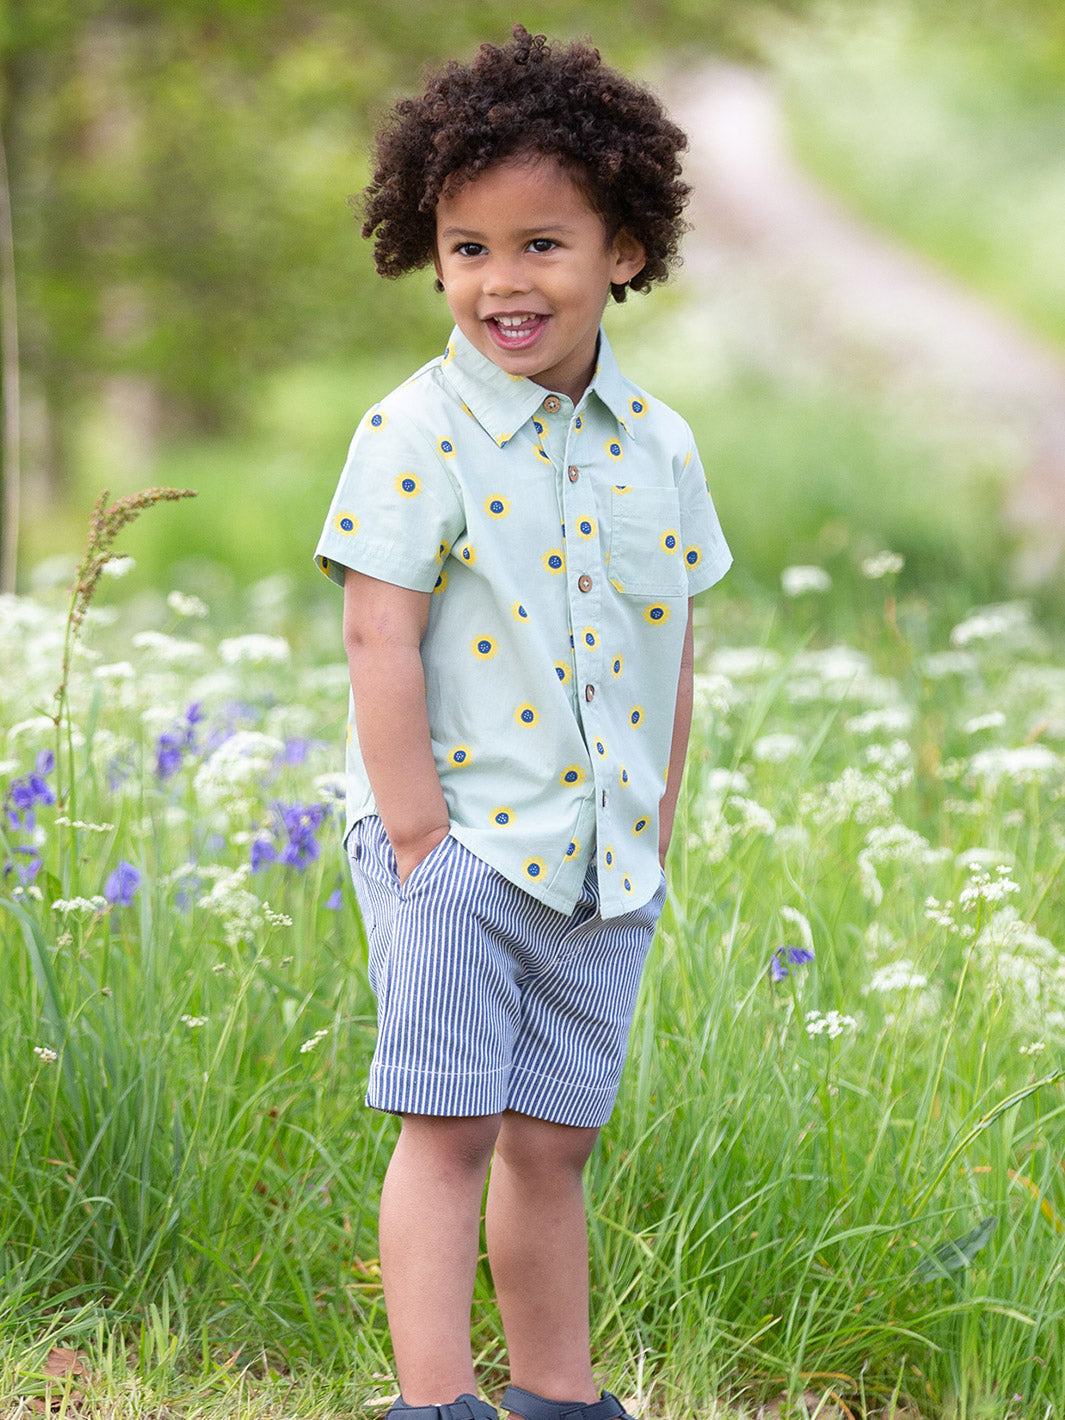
[2,482,1064,1417]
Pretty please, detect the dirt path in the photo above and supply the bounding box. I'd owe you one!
[669,63,1065,583]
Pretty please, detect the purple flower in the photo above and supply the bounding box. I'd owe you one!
[279,738,311,767]
[104,860,141,906]
[155,703,204,781]
[4,846,43,886]
[770,945,815,983]
[325,886,343,911]
[36,749,56,774]
[250,837,278,873]
[4,760,56,830]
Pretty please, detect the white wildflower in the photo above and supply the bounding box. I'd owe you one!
[193,731,284,802]
[963,711,1006,734]
[845,706,913,736]
[960,867,1020,911]
[101,555,135,578]
[33,1046,58,1064]
[313,772,347,802]
[709,647,781,679]
[860,550,904,579]
[956,846,1012,871]
[53,817,115,833]
[921,651,977,679]
[1019,1041,1046,1056]
[51,896,109,916]
[300,1028,330,1055]
[218,634,290,666]
[804,1010,858,1039]
[729,796,777,836]
[180,1015,208,1029]
[693,671,735,716]
[782,565,832,597]
[131,630,205,666]
[801,768,894,828]
[865,960,929,994]
[197,866,264,948]
[167,590,208,618]
[93,661,136,682]
[967,744,1062,790]
[752,733,803,763]
[263,903,293,928]
[950,600,1031,648]
[857,823,949,905]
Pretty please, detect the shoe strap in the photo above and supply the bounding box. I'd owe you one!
[391,1395,498,1420]
[501,1387,632,1420]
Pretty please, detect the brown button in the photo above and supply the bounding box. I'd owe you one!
[578,574,593,593]
[567,466,579,482]
[585,684,595,702]
[543,395,561,414]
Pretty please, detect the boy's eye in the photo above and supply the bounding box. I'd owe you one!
[528,238,556,253]
[456,242,485,257]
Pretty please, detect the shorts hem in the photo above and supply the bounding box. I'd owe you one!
[367,1063,510,1118]
[505,1065,618,1129]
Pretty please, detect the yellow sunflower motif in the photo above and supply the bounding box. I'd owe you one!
[628,706,645,729]
[565,838,581,859]
[611,655,624,678]
[524,856,547,881]
[534,445,553,465]
[633,817,649,835]
[447,745,472,768]
[318,557,331,577]
[491,806,515,827]
[511,601,530,622]
[460,544,476,565]
[560,765,586,787]
[618,765,630,786]
[660,529,680,554]
[629,397,647,419]
[396,473,421,498]
[622,875,634,894]
[515,703,539,728]
[436,437,456,458]
[594,737,608,758]
[367,410,387,430]
[486,495,510,518]
[573,415,583,432]
[554,661,571,684]
[576,517,597,539]
[332,510,359,536]
[543,549,566,575]
[605,440,623,461]
[603,846,616,868]
[471,635,498,660]
[433,570,448,596]
[684,545,702,569]
[643,603,670,625]
[580,627,598,650]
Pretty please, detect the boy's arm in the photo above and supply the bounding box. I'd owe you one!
[343,567,450,884]
[658,598,695,867]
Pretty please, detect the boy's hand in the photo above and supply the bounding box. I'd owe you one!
[393,821,450,886]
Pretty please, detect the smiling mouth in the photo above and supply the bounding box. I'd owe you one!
[486,313,547,347]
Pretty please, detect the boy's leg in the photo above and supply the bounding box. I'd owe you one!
[380,1111,503,1404]
[484,1110,602,1404]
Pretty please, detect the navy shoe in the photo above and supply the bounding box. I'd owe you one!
[387,1396,499,1420]
[501,1387,636,1420]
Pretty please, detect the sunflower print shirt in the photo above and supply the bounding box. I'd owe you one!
[315,327,730,919]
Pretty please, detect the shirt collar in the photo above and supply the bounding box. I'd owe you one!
[440,326,635,446]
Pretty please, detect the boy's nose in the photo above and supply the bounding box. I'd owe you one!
[482,256,530,296]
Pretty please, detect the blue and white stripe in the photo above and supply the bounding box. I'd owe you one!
[348,815,664,1128]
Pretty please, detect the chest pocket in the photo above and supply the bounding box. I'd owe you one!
[607,485,688,597]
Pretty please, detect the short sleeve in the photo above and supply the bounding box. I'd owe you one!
[676,430,732,596]
[314,406,466,593]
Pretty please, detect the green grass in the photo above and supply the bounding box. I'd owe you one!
[3,531,1064,1416]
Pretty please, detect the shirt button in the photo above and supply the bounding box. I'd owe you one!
[567,465,579,482]
[585,684,595,702]
[543,395,561,414]
[578,574,593,593]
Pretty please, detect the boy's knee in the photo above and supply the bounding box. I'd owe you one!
[495,1112,599,1179]
[399,1111,502,1175]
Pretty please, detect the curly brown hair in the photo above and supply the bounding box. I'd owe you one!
[361,26,691,302]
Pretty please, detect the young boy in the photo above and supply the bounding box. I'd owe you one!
[315,26,730,1420]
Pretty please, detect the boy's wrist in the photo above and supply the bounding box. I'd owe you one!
[389,819,451,884]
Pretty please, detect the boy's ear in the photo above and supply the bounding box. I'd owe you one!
[611,230,646,286]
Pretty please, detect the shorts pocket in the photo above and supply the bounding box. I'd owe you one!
[398,830,454,897]
[607,485,687,597]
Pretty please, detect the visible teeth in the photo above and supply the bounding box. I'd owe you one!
[496,315,536,328]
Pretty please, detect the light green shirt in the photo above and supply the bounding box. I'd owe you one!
[315,327,730,918]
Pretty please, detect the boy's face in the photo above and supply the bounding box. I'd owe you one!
[434,156,645,404]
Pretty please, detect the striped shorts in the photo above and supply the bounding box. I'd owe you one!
[347,815,666,1128]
